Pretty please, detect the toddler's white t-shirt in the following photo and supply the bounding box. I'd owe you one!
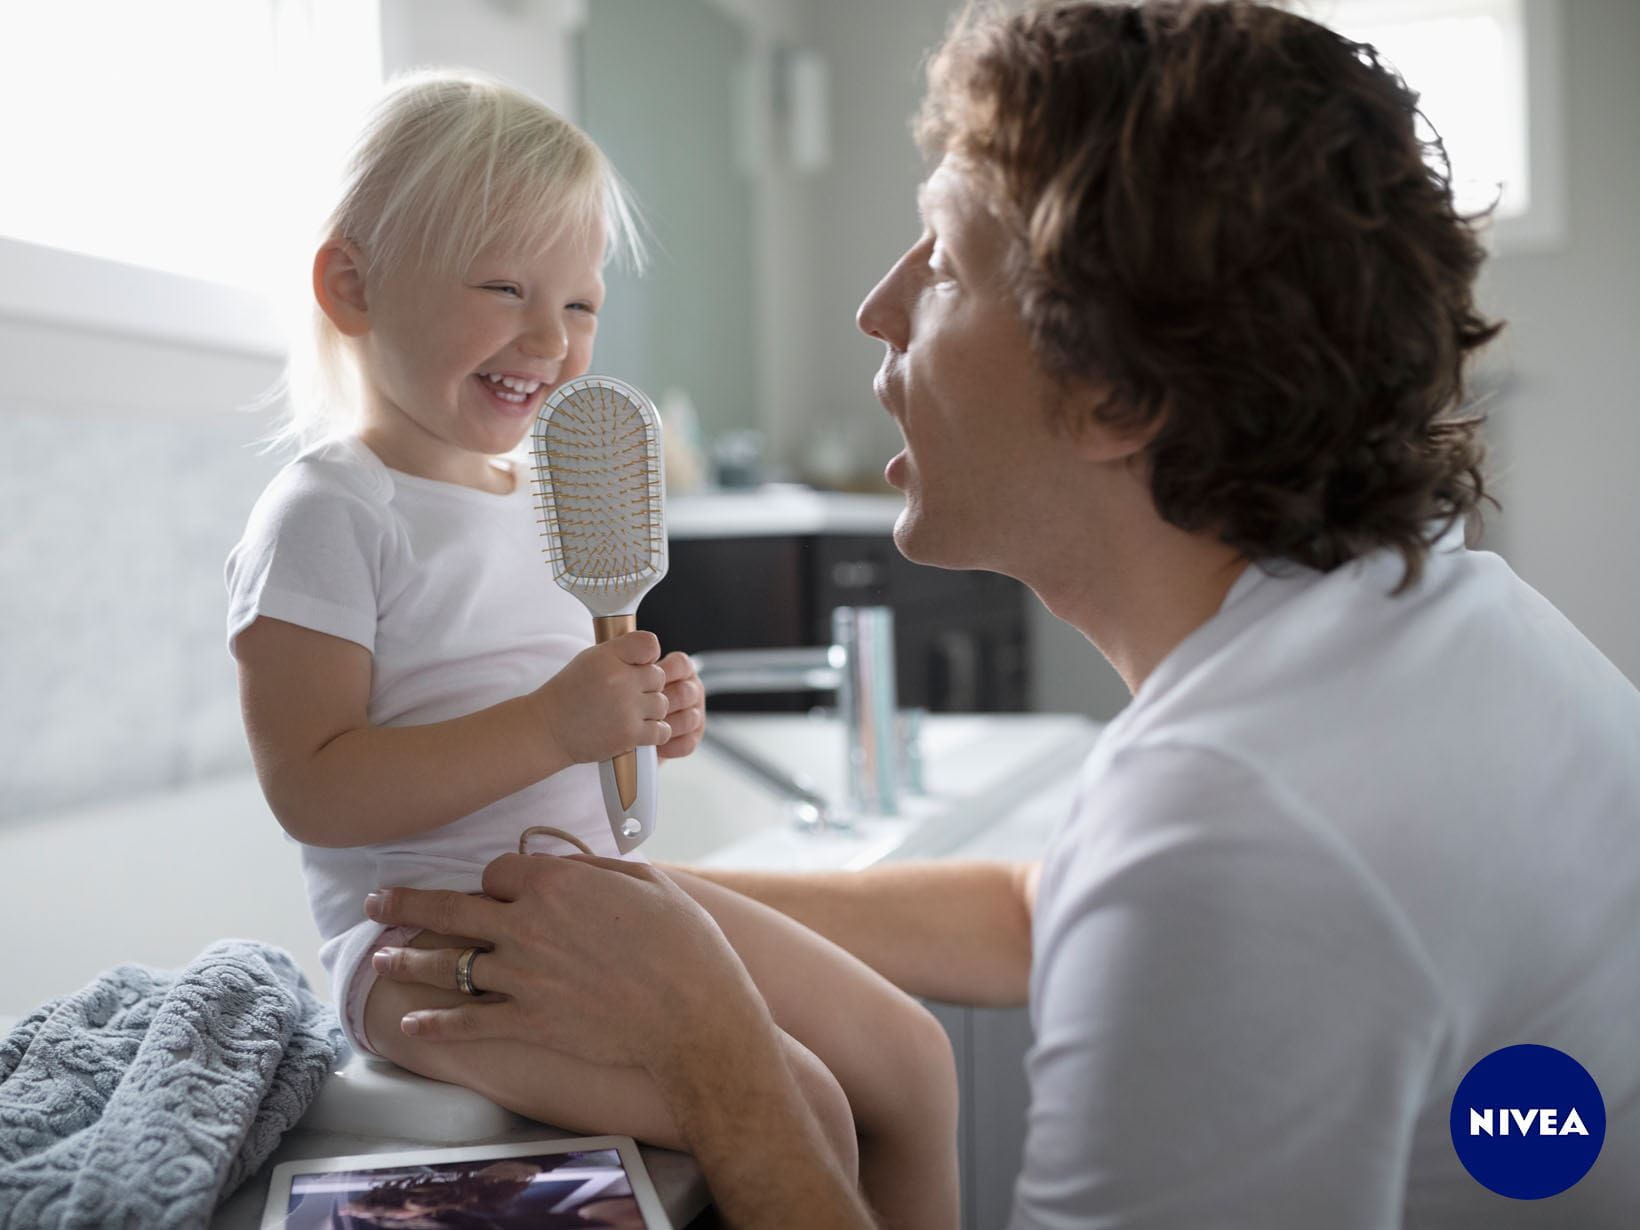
[226,436,626,1040]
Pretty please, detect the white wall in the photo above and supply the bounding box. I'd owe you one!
[1476,0,1640,685]
[378,0,579,115]
[797,0,954,482]
[0,302,284,817]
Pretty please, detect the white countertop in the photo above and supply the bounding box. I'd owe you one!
[644,712,1098,871]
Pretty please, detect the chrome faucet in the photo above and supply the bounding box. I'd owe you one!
[690,606,902,830]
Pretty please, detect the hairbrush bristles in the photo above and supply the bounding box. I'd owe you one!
[531,376,667,617]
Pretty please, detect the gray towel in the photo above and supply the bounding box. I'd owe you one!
[0,938,341,1229]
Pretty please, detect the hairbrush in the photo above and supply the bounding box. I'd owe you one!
[530,375,668,854]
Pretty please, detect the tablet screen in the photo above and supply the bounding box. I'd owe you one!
[274,1145,652,1229]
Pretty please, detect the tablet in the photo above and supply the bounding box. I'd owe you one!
[259,1134,674,1229]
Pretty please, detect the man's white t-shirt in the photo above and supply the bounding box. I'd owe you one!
[225,437,624,1046]
[1016,528,1640,1227]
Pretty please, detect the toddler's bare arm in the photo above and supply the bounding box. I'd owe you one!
[234,615,574,847]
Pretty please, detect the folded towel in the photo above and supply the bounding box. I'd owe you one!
[0,938,341,1229]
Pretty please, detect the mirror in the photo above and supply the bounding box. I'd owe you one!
[576,0,760,453]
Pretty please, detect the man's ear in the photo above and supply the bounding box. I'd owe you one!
[1063,387,1164,464]
[313,239,371,338]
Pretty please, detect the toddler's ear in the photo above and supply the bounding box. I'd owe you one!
[313,240,371,337]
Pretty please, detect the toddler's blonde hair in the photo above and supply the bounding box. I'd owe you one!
[256,67,644,455]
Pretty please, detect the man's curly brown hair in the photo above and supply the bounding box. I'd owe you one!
[917,0,1503,589]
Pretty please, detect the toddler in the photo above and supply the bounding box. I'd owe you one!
[225,68,957,1227]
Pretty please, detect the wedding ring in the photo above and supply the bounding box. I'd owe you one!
[455,946,485,997]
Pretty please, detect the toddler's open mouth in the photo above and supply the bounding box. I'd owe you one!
[473,371,545,415]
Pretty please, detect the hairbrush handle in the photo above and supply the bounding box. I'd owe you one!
[593,613,657,853]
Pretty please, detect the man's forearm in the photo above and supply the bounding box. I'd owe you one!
[653,998,875,1229]
[660,860,1037,1006]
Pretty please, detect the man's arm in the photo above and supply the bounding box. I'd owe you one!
[651,991,878,1228]
[659,859,1041,1006]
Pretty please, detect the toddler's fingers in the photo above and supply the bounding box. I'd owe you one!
[644,718,673,746]
[659,651,696,683]
[611,630,662,665]
[658,727,703,760]
[665,677,705,714]
[664,703,705,736]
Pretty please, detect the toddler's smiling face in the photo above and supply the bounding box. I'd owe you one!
[355,219,606,483]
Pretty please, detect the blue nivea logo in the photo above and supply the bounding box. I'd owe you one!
[1449,1044,1605,1199]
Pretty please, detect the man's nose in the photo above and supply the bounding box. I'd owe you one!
[857,266,906,349]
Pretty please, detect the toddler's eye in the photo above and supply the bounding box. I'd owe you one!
[486,284,522,298]
[568,301,598,315]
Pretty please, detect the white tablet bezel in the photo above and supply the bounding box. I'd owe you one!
[259,1134,673,1229]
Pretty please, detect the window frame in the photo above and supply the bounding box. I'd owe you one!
[0,234,283,359]
[1318,0,1566,254]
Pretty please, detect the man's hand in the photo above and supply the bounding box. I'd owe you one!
[367,854,881,1228]
[366,852,758,1071]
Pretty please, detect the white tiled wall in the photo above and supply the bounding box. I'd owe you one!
[0,369,284,817]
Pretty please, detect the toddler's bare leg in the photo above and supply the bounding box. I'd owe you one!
[666,867,962,1230]
[362,928,858,1180]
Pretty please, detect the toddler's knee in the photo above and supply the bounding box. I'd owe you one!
[786,1040,861,1182]
[881,995,961,1126]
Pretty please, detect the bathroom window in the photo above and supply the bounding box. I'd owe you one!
[0,0,382,351]
[0,0,382,291]
[1312,0,1565,250]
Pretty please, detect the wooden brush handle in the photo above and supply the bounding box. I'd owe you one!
[593,613,640,809]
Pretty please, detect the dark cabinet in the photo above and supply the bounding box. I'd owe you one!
[644,534,1030,713]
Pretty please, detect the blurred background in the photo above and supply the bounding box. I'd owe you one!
[1,0,1636,821]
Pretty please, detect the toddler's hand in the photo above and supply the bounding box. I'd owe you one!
[536,632,670,765]
[657,651,706,760]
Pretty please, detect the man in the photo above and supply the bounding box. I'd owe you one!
[365,2,1640,1225]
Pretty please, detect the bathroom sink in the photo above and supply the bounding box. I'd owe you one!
[642,712,1098,870]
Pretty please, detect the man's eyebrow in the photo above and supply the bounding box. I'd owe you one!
[916,181,939,222]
